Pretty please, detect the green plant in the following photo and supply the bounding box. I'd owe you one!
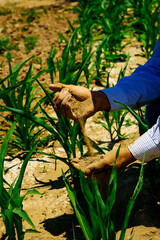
[0,60,4,68]
[94,35,109,84]
[81,43,95,88]
[43,8,48,14]
[99,0,130,61]
[0,123,40,239]
[96,57,130,141]
[0,93,83,165]
[57,30,93,85]
[47,46,56,84]
[24,36,38,53]
[2,25,8,33]
[97,109,128,142]
[0,7,12,15]
[113,110,128,140]
[0,77,84,162]
[63,148,144,240]
[0,53,45,151]
[97,111,115,142]
[71,0,131,60]
[0,35,18,54]
[131,0,160,58]
[21,9,41,23]
[115,101,149,136]
[119,157,144,240]
[35,56,42,65]
[70,0,100,44]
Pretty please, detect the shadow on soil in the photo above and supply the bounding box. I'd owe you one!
[41,213,85,240]
[115,160,160,230]
[33,174,65,189]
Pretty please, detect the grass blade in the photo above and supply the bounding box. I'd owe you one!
[119,158,144,240]
[62,170,93,240]
[0,123,15,198]
[13,208,36,229]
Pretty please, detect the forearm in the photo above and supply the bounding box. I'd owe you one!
[111,147,136,170]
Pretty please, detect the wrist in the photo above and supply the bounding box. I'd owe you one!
[119,147,136,168]
[91,91,110,112]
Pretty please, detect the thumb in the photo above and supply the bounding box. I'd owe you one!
[49,83,70,92]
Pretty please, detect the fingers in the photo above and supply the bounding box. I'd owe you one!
[85,165,112,181]
[49,83,92,120]
[53,88,72,114]
[50,84,73,116]
[49,83,71,92]
[49,83,65,92]
[84,160,111,176]
[85,167,92,176]
[85,164,99,176]
[49,84,78,120]
[70,160,81,171]
[50,83,91,101]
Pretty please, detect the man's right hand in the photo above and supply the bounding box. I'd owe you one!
[49,83,110,121]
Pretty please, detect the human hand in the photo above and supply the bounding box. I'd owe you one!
[85,147,136,177]
[71,147,135,202]
[49,83,110,121]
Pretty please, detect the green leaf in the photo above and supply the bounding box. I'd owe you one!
[47,45,56,83]
[3,209,16,239]
[58,30,77,83]
[25,189,41,196]
[80,170,93,203]
[120,158,144,240]
[25,229,40,233]
[0,123,15,198]
[14,145,37,194]
[62,170,93,240]
[12,207,36,229]
[90,179,106,238]
[91,179,106,218]
[114,101,148,135]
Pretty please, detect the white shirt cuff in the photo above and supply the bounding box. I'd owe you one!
[128,130,160,162]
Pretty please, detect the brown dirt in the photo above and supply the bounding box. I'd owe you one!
[69,94,95,157]
[0,1,160,240]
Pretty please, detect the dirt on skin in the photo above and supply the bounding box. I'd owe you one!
[0,1,160,240]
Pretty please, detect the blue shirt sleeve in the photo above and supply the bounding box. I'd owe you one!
[101,37,160,111]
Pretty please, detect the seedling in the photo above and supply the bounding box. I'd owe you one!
[0,53,45,151]
[0,124,41,239]
[24,36,38,53]
[21,9,41,23]
[0,35,18,54]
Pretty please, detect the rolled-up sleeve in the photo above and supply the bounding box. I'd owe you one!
[128,116,160,161]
